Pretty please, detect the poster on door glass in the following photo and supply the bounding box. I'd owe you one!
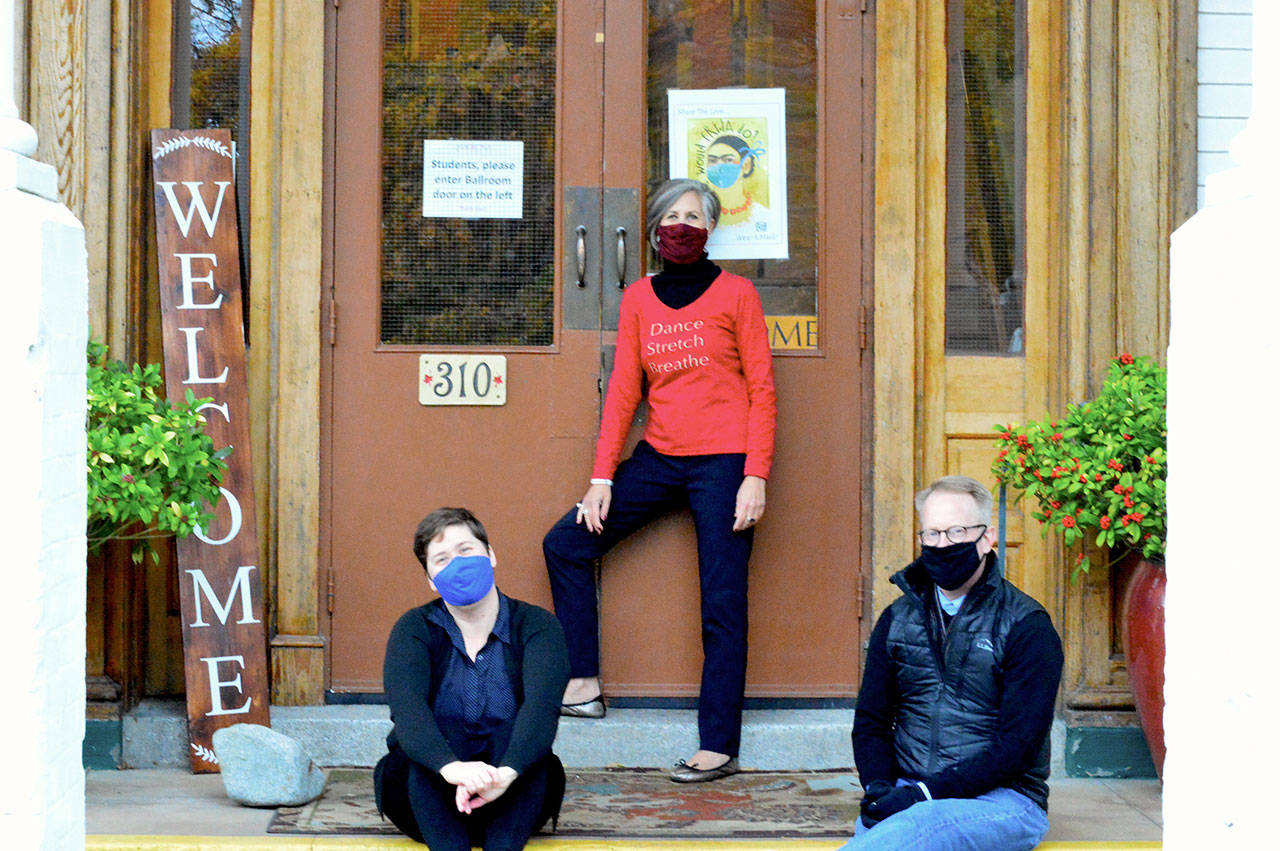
[667,88,788,260]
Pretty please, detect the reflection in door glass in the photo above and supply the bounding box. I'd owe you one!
[647,0,818,335]
[380,0,555,346]
[173,1,252,310]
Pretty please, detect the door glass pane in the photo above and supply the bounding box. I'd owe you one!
[646,0,818,338]
[944,0,1026,355]
[172,1,253,313]
[380,0,555,346]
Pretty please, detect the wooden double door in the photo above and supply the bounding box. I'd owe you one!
[326,0,873,700]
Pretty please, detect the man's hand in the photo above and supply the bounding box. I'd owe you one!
[861,783,926,827]
[861,779,894,803]
[858,779,895,827]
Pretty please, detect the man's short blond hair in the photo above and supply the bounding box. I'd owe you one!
[914,475,994,524]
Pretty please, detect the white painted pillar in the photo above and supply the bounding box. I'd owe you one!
[1165,2,1280,848]
[0,0,38,156]
[0,1,90,847]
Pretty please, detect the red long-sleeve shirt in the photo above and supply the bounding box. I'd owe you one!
[592,271,777,480]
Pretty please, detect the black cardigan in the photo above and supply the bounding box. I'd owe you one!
[383,594,570,775]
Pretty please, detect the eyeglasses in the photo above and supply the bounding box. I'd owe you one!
[918,524,988,547]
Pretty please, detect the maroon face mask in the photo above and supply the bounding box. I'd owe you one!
[656,223,709,264]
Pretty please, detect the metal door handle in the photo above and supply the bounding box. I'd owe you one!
[615,227,627,289]
[576,223,588,286]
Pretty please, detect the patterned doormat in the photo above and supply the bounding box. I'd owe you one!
[269,767,861,839]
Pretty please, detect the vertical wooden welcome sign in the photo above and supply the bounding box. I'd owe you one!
[151,129,270,771]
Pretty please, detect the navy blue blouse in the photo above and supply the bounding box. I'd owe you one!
[425,594,518,760]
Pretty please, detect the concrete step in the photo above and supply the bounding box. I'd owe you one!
[122,699,856,771]
[123,700,1076,775]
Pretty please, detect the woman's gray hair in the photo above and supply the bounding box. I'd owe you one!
[646,178,721,250]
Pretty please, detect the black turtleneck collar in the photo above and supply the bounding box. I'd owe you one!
[651,256,721,310]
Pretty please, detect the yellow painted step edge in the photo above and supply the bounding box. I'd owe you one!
[86,838,1162,851]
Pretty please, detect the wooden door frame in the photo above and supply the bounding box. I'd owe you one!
[274,0,882,704]
[870,0,1192,732]
[147,0,1186,708]
[252,0,328,705]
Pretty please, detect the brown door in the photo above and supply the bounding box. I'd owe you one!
[326,0,872,700]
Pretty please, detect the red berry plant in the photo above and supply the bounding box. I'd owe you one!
[992,354,1166,577]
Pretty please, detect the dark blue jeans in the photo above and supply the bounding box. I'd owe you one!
[543,441,753,757]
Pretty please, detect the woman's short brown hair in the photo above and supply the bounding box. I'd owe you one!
[412,507,490,571]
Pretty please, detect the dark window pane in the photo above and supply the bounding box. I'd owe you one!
[172,1,252,320]
[380,0,556,347]
[646,0,818,325]
[945,0,1025,355]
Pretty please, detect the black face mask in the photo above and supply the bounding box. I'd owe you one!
[919,540,983,591]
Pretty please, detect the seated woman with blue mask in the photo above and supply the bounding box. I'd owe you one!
[375,507,570,851]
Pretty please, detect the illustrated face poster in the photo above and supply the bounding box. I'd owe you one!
[667,87,788,260]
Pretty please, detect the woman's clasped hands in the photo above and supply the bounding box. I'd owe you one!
[439,760,518,814]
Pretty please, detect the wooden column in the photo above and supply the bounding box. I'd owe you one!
[1055,0,1192,725]
[250,0,326,705]
[870,0,1192,722]
[870,0,933,618]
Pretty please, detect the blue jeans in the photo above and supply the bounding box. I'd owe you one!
[543,441,752,756]
[839,783,1049,851]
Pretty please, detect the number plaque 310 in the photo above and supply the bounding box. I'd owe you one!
[418,355,507,406]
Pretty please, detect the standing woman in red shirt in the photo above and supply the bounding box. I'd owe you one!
[543,177,777,783]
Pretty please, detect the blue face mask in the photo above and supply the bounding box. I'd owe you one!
[707,161,742,188]
[432,554,494,606]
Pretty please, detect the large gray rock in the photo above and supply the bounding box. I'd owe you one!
[212,723,326,807]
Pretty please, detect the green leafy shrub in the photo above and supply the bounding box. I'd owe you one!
[991,353,1167,577]
[86,340,229,563]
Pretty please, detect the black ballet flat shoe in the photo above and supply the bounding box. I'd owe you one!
[559,696,606,718]
[669,757,739,783]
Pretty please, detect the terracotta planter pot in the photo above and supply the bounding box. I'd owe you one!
[1120,556,1166,777]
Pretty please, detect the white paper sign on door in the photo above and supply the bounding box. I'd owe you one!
[422,140,523,219]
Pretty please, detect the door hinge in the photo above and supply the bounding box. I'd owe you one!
[859,303,870,350]
[326,572,336,614]
[327,295,338,346]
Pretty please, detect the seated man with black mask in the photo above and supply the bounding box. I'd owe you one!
[838,476,1064,850]
[375,507,570,851]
